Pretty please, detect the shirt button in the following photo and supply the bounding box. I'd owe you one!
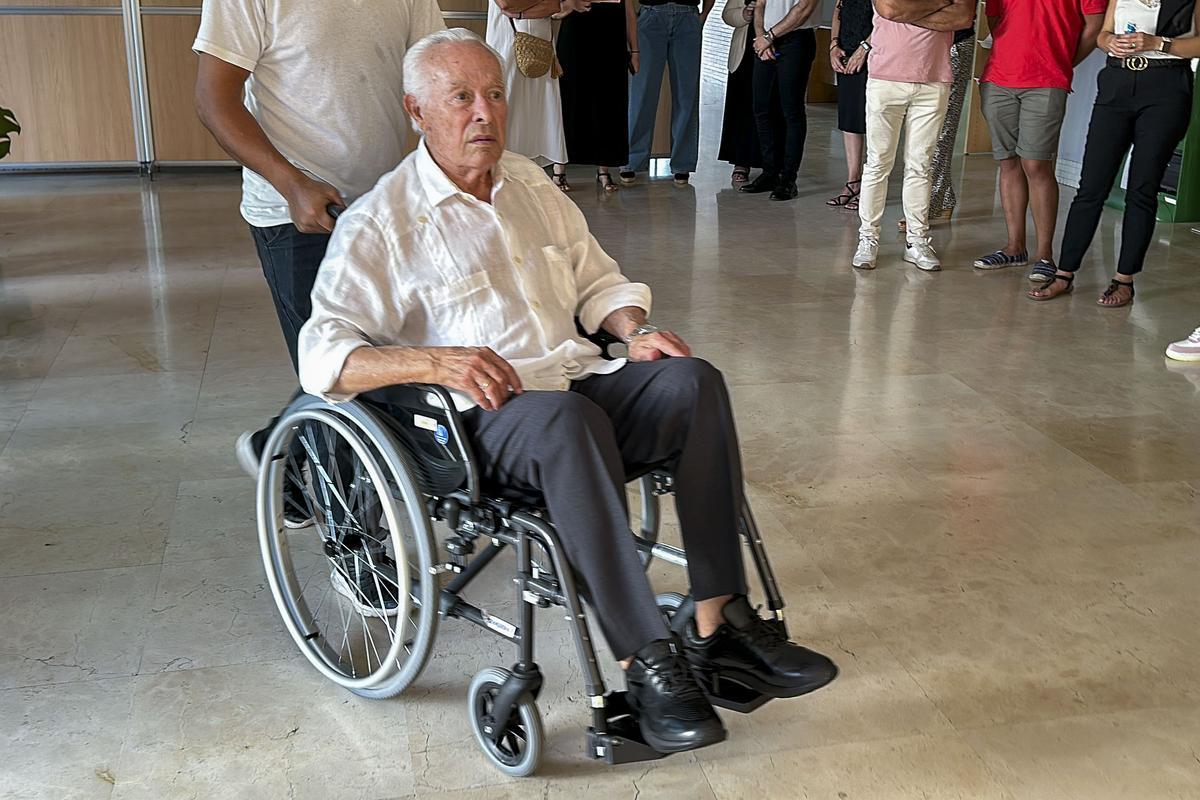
[533,301,542,309]
[417,215,429,225]
[513,256,523,264]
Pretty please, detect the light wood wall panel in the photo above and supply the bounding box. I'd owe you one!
[0,0,120,7]
[142,14,227,160]
[0,14,137,162]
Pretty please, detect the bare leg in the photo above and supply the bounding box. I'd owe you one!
[998,156,1028,254]
[844,131,864,183]
[1022,157,1059,262]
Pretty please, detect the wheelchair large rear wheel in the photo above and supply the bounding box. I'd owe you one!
[257,395,439,699]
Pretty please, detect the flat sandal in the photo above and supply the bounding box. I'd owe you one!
[1097,279,1135,308]
[1027,272,1074,301]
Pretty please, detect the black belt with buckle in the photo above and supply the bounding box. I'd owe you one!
[1106,55,1189,71]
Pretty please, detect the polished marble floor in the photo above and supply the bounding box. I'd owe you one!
[3,105,1200,800]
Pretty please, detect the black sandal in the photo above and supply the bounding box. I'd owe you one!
[827,180,861,207]
[551,171,571,192]
[596,171,618,193]
[1027,272,1074,301]
[1098,279,1135,307]
[731,168,750,186]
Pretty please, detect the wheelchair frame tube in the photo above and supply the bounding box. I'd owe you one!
[510,511,609,700]
[740,501,785,617]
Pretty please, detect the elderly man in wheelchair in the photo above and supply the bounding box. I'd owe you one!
[253,28,836,776]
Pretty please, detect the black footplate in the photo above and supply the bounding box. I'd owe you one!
[699,671,773,714]
[585,692,668,766]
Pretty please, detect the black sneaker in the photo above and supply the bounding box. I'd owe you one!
[673,172,690,186]
[330,547,401,618]
[625,639,726,754]
[739,172,778,194]
[618,170,637,185]
[769,182,799,201]
[681,596,837,699]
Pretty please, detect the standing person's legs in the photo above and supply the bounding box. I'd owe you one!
[1112,74,1193,279]
[240,225,331,474]
[1015,88,1069,264]
[980,84,1031,259]
[899,81,950,242]
[463,391,669,659]
[251,224,332,372]
[1030,69,1136,300]
[772,29,816,194]
[928,39,972,216]
[858,79,910,241]
[745,51,783,192]
[625,6,668,175]
[665,5,703,175]
[571,359,748,608]
[1056,74,1137,273]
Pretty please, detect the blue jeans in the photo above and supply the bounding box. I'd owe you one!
[625,3,703,174]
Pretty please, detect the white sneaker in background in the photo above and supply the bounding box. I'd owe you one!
[852,236,879,270]
[904,239,942,272]
[1166,327,1200,362]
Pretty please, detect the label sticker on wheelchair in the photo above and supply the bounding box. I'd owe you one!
[434,424,450,445]
[413,414,437,432]
[480,610,517,639]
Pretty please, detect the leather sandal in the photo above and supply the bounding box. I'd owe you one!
[826,180,860,207]
[1027,272,1074,301]
[597,170,618,193]
[1098,279,1135,307]
[551,170,571,192]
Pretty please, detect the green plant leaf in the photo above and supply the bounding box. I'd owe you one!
[0,106,21,160]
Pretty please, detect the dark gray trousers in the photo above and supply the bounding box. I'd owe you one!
[462,357,748,659]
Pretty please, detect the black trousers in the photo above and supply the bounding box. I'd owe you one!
[249,224,332,453]
[249,224,332,372]
[752,28,816,185]
[456,358,749,659]
[1059,65,1193,277]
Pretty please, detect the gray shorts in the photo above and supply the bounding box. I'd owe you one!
[980,84,1069,161]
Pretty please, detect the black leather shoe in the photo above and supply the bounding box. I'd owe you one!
[739,173,778,194]
[769,182,799,201]
[682,596,837,699]
[625,639,726,754]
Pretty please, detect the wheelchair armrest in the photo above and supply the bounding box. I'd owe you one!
[575,318,624,361]
[363,382,481,504]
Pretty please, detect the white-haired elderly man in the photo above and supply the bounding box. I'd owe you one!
[297,28,836,754]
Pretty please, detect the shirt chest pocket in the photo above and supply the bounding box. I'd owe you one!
[533,246,577,315]
[421,270,497,344]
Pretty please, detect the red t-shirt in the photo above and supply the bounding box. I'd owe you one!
[981,0,1109,91]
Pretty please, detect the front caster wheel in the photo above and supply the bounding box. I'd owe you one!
[468,666,544,777]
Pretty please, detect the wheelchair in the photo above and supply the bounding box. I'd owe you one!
[254,342,794,777]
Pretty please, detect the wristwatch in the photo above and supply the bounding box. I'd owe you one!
[1160,36,1174,54]
[859,40,872,52]
[625,323,661,343]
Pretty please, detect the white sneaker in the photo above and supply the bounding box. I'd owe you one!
[235,431,260,478]
[904,239,942,272]
[1166,326,1200,362]
[852,236,879,270]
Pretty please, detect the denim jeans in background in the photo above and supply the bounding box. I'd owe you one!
[625,3,703,174]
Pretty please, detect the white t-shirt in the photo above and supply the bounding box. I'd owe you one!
[763,0,818,34]
[193,0,446,227]
[1114,0,1195,58]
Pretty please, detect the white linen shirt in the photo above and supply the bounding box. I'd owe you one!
[298,142,652,410]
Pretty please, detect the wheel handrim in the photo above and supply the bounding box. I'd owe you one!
[258,406,429,691]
